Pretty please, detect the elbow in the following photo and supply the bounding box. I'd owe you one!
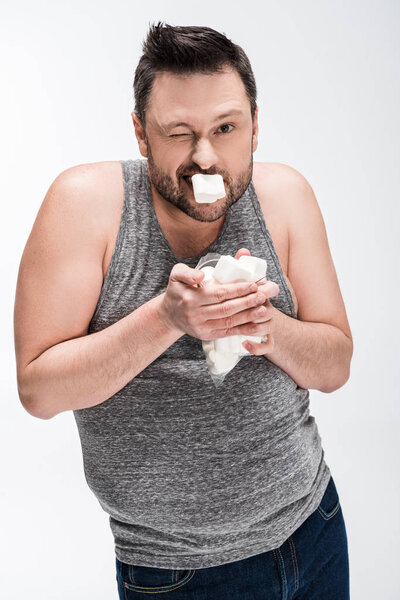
[18,388,54,420]
[319,368,351,394]
[27,403,54,420]
[320,339,353,393]
[17,366,54,420]
[32,405,55,420]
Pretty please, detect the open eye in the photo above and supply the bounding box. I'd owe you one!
[217,123,234,134]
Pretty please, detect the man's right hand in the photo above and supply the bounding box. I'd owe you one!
[159,263,280,341]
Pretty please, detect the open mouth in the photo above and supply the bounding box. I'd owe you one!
[182,175,193,187]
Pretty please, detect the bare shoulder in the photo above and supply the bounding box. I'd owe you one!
[253,161,325,239]
[253,161,312,200]
[55,159,122,184]
[54,160,123,218]
[54,160,124,271]
[252,160,320,244]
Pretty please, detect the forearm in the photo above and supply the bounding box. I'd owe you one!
[264,306,353,392]
[21,292,184,419]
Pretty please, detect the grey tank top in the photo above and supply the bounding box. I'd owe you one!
[73,158,331,570]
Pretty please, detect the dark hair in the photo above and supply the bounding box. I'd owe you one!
[133,22,257,129]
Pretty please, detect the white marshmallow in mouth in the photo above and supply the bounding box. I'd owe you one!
[191,174,226,204]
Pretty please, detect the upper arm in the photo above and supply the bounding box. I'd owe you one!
[283,166,353,344]
[14,164,110,403]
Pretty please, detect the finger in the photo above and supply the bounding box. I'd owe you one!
[201,281,259,306]
[210,311,273,339]
[242,320,272,336]
[243,333,275,355]
[250,306,273,323]
[234,248,251,260]
[211,302,272,331]
[203,287,265,326]
[170,263,205,286]
[255,280,280,299]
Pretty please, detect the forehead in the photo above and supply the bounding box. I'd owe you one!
[147,68,250,125]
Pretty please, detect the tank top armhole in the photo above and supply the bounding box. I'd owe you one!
[248,181,297,319]
[89,159,130,325]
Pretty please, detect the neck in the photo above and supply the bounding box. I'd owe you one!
[150,184,227,258]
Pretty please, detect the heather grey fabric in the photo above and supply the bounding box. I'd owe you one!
[73,158,331,570]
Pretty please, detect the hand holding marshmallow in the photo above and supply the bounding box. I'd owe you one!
[200,254,277,376]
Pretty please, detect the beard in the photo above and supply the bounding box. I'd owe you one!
[145,139,253,223]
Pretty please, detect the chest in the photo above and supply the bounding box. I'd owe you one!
[102,164,298,314]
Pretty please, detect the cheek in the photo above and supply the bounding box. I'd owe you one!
[219,134,252,163]
[153,154,185,182]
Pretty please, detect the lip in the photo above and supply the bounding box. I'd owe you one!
[182,175,194,187]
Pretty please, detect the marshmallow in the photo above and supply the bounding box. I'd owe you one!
[237,255,267,282]
[215,335,243,354]
[202,339,215,353]
[213,255,254,284]
[192,174,226,204]
[199,265,215,283]
[207,349,238,374]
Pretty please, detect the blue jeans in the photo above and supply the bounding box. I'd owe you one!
[116,475,349,599]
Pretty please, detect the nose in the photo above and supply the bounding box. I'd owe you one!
[191,138,218,171]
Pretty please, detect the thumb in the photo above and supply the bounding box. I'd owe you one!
[235,248,251,260]
[170,263,205,285]
[191,269,205,284]
[269,281,280,296]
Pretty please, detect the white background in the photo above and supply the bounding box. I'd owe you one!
[1,0,399,598]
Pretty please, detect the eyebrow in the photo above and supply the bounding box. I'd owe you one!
[162,110,244,131]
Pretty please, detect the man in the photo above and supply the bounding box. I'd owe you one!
[14,22,352,598]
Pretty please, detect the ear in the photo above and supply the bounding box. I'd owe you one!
[131,112,148,158]
[252,106,259,153]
